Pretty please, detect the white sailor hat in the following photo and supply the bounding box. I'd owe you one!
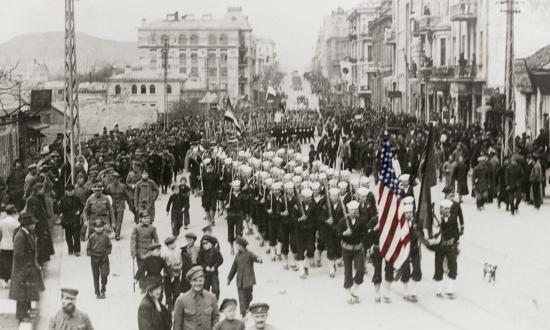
[262,161,271,170]
[294,166,303,175]
[439,199,453,209]
[338,181,348,190]
[319,173,327,181]
[232,160,239,168]
[277,168,286,177]
[326,168,335,177]
[244,151,252,159]
[242,166,252,176]
[292,176,302,185]
[264,151,275,160]
[402,196,415,207]
[271,181,283,190]
[477,156,487,162]
[272,157,283,167]
[301,188,313,198]
[269,167,278,176]
[346,200,360,212]
[276,149,286,156]
[192,147,198,152]
[357,187,369,197]
[287,160,297,168]
[359,176,370,187]
[265,178,274,187]
[350,178,360,187]
[340,170,351,179]
[283,173,293,182]
[320,165,329,173]
[231,180,241,188]
[399,174,410,182]
[286,148,294,155]
[219,153,227,160]
[309,173,318,181]
[300,181,310,190]
[402,204,414,213]
[329,188,340,197]
[239,164,248,172]
[310,182,321,191]
[238,150,245,158]
[312,160,322,168]
[203,158,212,166]
[328,179,338,188]
[259,171,269,180]
[284,182,295,190]
[294,154,303,163]
[224,158,232,166]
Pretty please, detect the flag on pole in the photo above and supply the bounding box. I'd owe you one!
[224,98,242,135]
[266,85,277,102]
[378,135,410,269]
[416,125,438,244]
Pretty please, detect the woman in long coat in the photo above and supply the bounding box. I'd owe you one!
[9,213,44,321]
[25,180,55,265]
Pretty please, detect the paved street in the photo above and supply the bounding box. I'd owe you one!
[281,72,319,111]
[35,143,550,330]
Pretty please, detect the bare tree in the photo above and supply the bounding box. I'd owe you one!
[0,63,27,116]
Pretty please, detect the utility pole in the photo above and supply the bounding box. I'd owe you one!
[64,0,81,184]
[501,0,520,158]
[162,40,169,131]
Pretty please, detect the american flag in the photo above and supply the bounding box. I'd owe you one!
[378,136,411,269]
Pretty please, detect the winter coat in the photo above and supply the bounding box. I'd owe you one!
[227,249,261,289]
[138,294,172,330]
[9,227,44,302]
[25,194,54,264]
[130,224,159,259]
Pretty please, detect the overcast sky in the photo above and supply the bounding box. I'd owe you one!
[1,0,550,72]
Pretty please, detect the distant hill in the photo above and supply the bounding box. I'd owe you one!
[0,32,138,77]
[526,44,550,70]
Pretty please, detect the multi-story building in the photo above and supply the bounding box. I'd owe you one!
[255,37,277,75]
[311,7,350,103]
[348,0,381,108]
[109,7,256,113]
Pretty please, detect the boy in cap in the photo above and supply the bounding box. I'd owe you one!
[227,237,263,318]
[197,235,224,299]
[162,236,182,310]
[58,184,84,256]
[214,299,244,330]
[166,184,186,236]
[48,288,94,330]
[131,211,159,292]
[179,232,199,293]
[134,243,167,295]
[86,220,112,299]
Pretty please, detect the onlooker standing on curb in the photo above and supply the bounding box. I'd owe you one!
[227,237,262,319]
[138,277,171,330]
[47,288,94,330]
[0,205,19,288]
[86,220,112,299]
[58,184,84,256]
[9,213,44,321]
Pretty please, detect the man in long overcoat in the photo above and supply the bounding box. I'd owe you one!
[9,213,45,321]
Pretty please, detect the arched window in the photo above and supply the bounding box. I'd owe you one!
[115,85,121,95]
[141,85,146,94]
[167,84,172,94]
[161,34,170,45]
[208,34,216,45]
[178,34,186,45]
[148,33,157,45]
[219,34,227,45]
[190,34,198,45]
[150,84,156,94]
[131,85,137,94]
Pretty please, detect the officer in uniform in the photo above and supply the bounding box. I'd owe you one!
[226,180,245,255]
[105,172,129,240]
[83,182,115,237]
[428,199,463,299]
[201,159,219,226]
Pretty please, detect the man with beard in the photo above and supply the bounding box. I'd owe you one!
[47,288,94,330]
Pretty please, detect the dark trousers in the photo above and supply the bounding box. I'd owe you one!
[64,226,81,254]
[475,188,487,208]
[508,188,521,214]
[204,273,220,300]
[237,287,253,317]
[91,256,109,295]
[279,222,297,255]
[267,217,280,246]
[114,206,125,238]
[227,216,243,244]
[372,246,394,284]
[324,227,342,260]
[136,257,145,290]
[433,245,458,281]
[171,211,183,236]
[315,227,326,251]
[342,247,365,289]
[532,182,542,208]
[295,228,315,260]
[400,247,422,283]
[164,276,180,309]
[183,208,190,226]
[16,300,31,320]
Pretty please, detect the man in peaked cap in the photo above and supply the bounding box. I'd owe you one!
[48,288,94,330]
[105,171,129,240]
[246,303,277,330]
[83,181,115,238]
[173,265,220,330]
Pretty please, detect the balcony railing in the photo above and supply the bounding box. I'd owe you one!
[419,65,477,81]
[417,15,441,33]
[365,61,378,73]
[450,2,478,22]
